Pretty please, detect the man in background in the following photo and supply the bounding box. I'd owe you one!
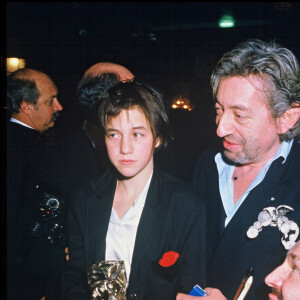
[6,68,63,299]
[52,62,134,198]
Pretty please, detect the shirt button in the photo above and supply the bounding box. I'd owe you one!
[130,294,137,299]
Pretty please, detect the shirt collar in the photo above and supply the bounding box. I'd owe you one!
[271,139,293,164]
[10,117,34,130]
[132,172,153,208]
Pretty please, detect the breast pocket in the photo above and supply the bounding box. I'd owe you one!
[153,250,181,281]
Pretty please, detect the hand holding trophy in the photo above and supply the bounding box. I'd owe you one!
[87,260,127,300]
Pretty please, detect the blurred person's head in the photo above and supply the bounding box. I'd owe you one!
[265,240,300,300]
[78,62,134,124]
[7,68,62,133]
[84,62,134,81]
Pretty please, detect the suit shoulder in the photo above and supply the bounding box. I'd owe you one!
[69,171,113,202]
[158,170,192,190]
[156,170,203,203]
[284,140,300,173]
[291,140,300,158]
[193,149,218,178]
[7,122,40,145]
[195,150,217,167]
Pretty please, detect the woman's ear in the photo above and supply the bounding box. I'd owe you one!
[276,104,300,135]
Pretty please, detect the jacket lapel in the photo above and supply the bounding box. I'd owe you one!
[130,172,162,277]
[210,149,296,268]
[86,172,116,264]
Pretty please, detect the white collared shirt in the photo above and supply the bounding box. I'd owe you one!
[10,117,34,129]
[215,140,293,227]
[105,173,153,280]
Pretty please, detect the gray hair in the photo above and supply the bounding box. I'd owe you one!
[211,39,300,141]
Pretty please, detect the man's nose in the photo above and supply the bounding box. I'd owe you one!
[216,113,234,137]
[53,98,63,111]
[265,265,284,289]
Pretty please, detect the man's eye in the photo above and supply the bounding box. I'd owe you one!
[292,262,300,274]
[234,113,246,120]
[215,107,223,115]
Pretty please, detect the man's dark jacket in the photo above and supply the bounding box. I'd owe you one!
[7,121,50,260]
[193,140,300,300]
[7,121,65,300]
[62,169,207,300]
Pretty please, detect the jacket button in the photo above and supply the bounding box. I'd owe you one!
[130,294,137,299]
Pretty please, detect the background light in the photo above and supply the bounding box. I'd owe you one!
[218,12,235,28]
[6,57,26,73]
[171,96,193,111]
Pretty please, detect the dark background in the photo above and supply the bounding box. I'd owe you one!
[4,2,300,180]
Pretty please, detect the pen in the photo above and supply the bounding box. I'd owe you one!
[233,268,254,300]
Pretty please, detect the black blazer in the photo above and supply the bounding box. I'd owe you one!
[7,122,67,299]
[193,141,300,300]
[7,121,49,259]
[62,169,206,300]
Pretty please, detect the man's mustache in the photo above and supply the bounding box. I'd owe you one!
[51,111,60,121]
[271,288,283,300]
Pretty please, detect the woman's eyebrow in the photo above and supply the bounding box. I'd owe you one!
[132,126,147,130]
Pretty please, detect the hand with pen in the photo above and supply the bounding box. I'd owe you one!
[176,268,253,300]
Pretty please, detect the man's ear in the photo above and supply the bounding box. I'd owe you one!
[20,101,31,115]
[276,104,300,135]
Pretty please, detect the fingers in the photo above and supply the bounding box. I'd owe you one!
[176,293,203,300]
[65,247,69,261]
[205,287,227,300]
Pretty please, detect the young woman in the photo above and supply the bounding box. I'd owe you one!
[62,81,206,299]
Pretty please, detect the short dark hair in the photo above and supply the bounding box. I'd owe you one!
[6,68,40,116]
[211,39,300,140]
[98,81,171,148]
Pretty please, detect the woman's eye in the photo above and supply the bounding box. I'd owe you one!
[107,133,118,138]
[134,133,143,138]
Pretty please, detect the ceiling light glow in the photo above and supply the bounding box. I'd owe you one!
[219,12,235,28]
